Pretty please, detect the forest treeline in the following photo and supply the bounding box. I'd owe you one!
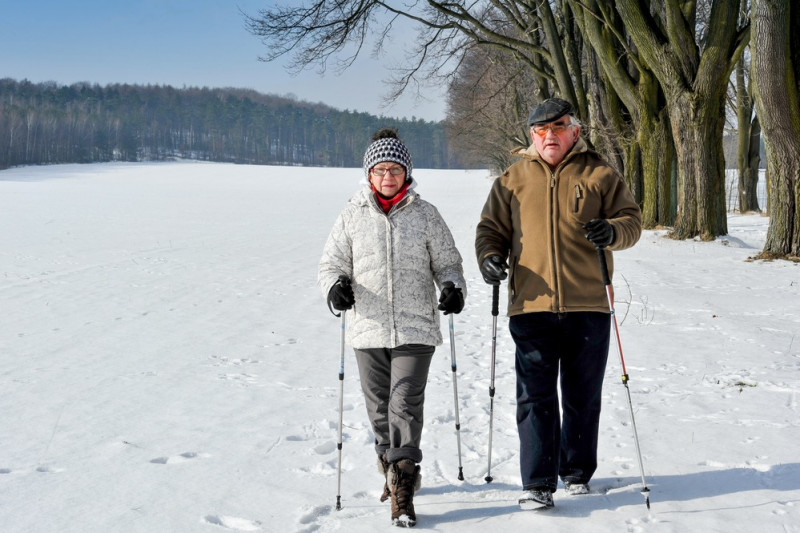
[0,78,459,171]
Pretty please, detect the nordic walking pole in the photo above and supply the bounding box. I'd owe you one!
[596,246,651,509]
[448,314,465,481]
[485,282,500,483]
[335,309,346,511]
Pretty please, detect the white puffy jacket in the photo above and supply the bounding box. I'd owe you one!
[318,183,466,349]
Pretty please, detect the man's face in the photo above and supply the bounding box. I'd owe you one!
[530,116,580,168]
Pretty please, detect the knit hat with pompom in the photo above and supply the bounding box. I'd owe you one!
[362,128,413,180]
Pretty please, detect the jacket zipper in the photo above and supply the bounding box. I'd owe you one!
[384,211,396,346]
[574,184,582,212]
[384,193,414,346]
[549,167,560,312]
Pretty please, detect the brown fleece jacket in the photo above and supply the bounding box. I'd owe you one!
[475,138,642,316]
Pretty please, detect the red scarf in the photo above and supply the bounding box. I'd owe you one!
[372,182,410,213]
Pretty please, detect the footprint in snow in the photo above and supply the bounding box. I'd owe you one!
[209,355,261,367]
[150,451,209,464]
[298,505,332,525]
[313,441,337,455]
[217,372,259,385]
[203,515,262,531]
[36,465,64,473]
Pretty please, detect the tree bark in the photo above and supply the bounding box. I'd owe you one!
[736,54,762,213]
[670,93,730,239]
[752,0,800,257]
[637,83,675,228]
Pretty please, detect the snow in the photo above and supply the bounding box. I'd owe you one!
[1,161,798,533]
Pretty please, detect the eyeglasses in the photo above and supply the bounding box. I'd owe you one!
[371,167,405,177]
[532,122,573,137]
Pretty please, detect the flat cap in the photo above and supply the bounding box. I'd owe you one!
[527,98,574,126]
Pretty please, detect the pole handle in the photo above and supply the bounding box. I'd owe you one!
[491,283,499,316]
[596,246,611,286]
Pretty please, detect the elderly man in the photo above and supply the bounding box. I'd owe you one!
[475,98,642,510]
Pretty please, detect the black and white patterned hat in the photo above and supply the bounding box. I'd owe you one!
[362,130,413,179]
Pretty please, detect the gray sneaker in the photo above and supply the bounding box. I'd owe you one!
[518,489,554,510]
[564,481,590,495]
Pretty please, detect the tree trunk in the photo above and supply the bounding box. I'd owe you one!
[656,113,677,226]
[636,80,675,229]
[539,1,581,112]
[670,94,729,240]
[743,114,762,212]
[736,55,762,213]
[752,0,800,257]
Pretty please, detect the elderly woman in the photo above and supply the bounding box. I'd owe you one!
[318,128,466,527]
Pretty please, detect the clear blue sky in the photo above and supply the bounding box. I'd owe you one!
[0,0,446,120]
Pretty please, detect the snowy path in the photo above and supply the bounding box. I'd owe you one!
[1,162,798,532]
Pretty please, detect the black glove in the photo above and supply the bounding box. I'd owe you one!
[480,255,508,285]
[583,219,615,248]
[327,275,355,312]
[438,281,464,315]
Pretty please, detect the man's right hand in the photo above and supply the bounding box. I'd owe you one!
[480,255,508,285]
[328,275,355,310]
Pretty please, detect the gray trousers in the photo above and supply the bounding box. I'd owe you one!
[353,344,435,464]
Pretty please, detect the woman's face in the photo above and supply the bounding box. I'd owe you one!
[370,163,407,197]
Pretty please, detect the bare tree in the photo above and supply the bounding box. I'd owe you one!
[246,2,646,212]
[445,45,532,173]
[244,2,568,109]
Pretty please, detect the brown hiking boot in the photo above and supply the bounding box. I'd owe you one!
[381,455,422,503]
[389,459,419,527]
[377,454,391,502]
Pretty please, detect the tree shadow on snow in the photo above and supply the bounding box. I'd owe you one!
[563,463,800,517]
[640,462,800,502]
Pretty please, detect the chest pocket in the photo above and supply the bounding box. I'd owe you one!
[569,180,602,223]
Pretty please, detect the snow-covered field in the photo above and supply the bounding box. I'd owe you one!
[1,162,798,533]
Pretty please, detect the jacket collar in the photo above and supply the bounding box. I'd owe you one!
[352,178,419,210]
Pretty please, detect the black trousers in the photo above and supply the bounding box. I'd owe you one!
[509,312,610,491]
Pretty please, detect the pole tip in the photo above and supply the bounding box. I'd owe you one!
[335,496,342,511]
[457,468,464,481]
[485,475,493,483]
